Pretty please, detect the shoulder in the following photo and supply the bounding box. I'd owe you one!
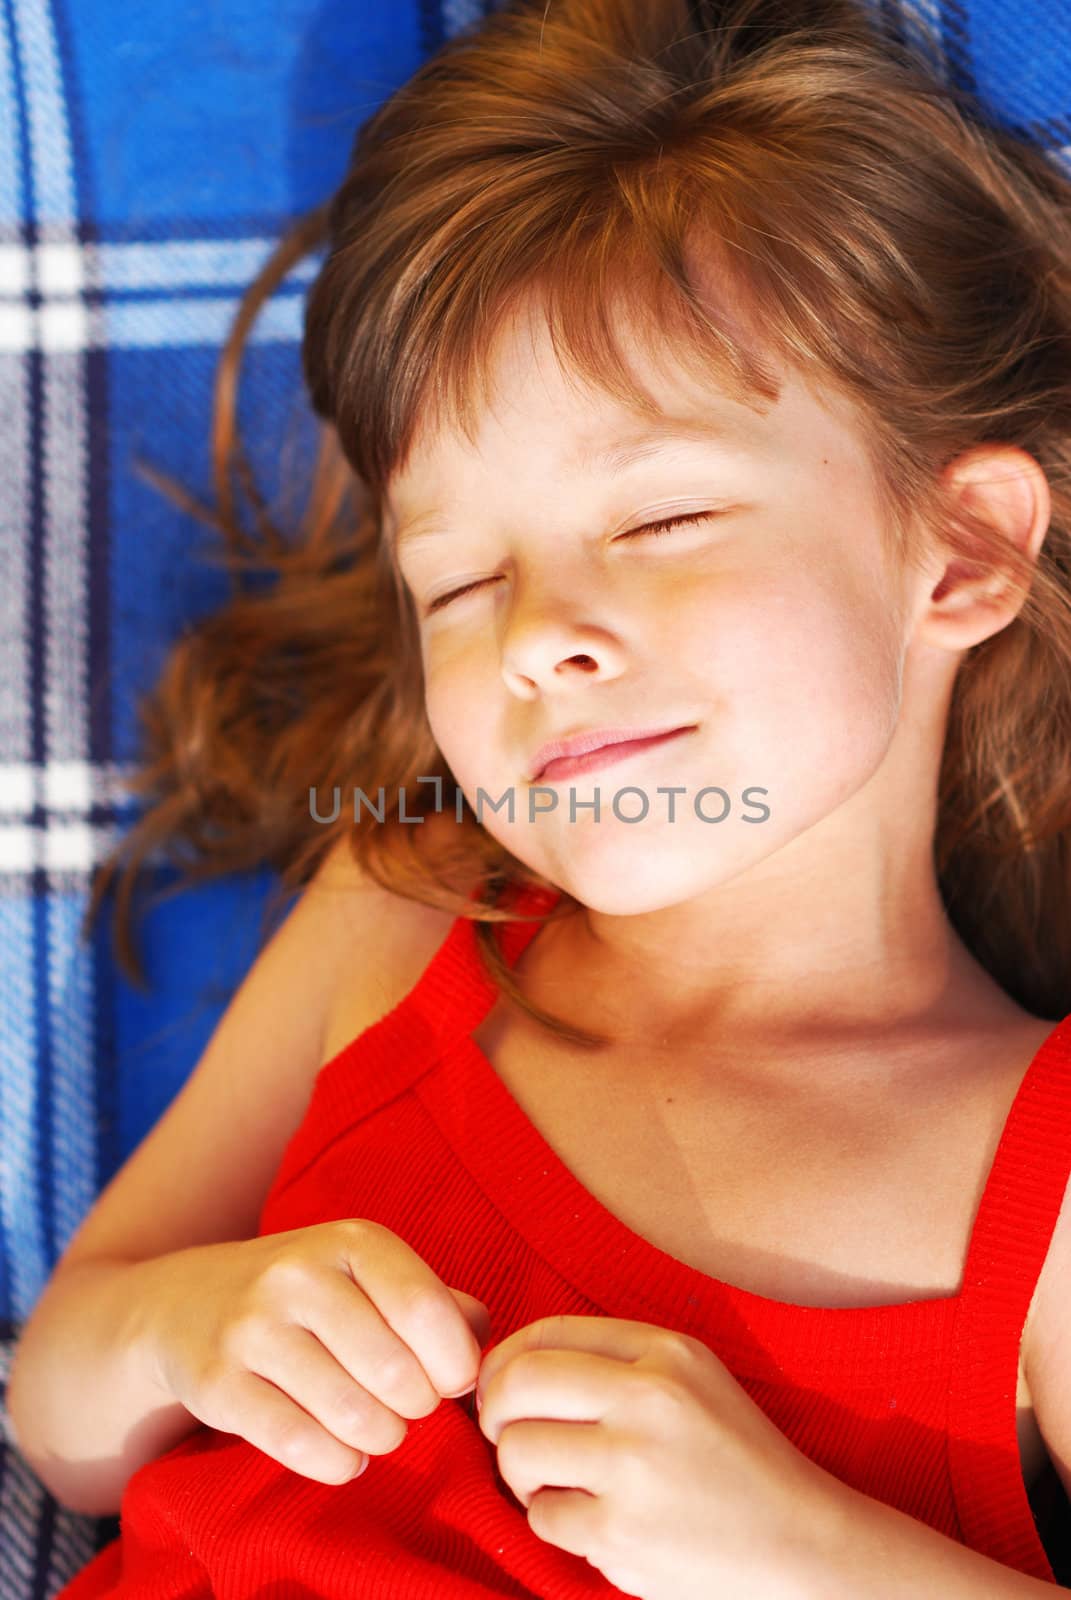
[311,810,477,937]
[316,814,474,1065]
[1022,1031,1071,1502]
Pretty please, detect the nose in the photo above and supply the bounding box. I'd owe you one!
[499,582,627,697]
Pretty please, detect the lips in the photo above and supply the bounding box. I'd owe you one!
[530,724,696,783]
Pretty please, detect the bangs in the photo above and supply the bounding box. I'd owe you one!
[302,17,961,562]
[312,148,848,496]
[386,212,790,482]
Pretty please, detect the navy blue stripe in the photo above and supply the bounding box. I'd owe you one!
[939,0,977,96]
[93,1514,121,1554]
[417,0,445,56]
[30,1491,56,1600]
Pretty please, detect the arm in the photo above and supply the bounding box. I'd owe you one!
[817,1191,1071,1600]
[6,858,344,1513]
[814,1475,1059,1598]
[6,834,426,1514]
[6,1249,223,1515]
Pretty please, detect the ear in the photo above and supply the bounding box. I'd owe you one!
[915,444,1051,653]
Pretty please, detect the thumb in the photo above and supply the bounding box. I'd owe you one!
[444,1286,493,1381]
[449,1286,492,1343]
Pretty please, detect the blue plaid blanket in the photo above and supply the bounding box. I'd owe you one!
[0,1,1067,1593]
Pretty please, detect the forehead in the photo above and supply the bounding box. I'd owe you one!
[388,412,763,536]
[379,284,870,553]
[383,296,783,518]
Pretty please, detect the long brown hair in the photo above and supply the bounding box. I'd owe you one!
[87,0,1071,1044]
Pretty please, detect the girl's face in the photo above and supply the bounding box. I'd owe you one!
[383,300,924,917]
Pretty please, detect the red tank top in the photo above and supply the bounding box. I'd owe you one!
[60,878,1071,1596]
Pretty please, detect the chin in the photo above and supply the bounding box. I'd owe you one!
[534,839,721,918]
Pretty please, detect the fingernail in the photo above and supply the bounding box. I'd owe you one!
[442,1379,476,1399]
[353,1455,369,1478]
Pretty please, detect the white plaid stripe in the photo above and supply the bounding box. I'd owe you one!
[0,241,316,353]
[0,237,320,293]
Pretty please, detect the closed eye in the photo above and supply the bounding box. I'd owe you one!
[423,510,718,614]
[613,510,718,541]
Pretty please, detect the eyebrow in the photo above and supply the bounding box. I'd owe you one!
[389,415,750,557]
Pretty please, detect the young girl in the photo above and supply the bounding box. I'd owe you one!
[8,0,1071,1592]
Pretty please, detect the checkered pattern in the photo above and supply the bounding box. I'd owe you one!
[0,1,1067,1594]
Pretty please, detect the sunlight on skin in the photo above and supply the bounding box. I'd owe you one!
[383,289,1050,1051]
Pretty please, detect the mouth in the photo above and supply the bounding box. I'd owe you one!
[534,725,697,784]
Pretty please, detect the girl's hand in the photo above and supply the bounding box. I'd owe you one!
[145,1220,491,1485]
[474,1314,842,1600]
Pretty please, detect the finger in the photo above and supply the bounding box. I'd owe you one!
[293,1268,443,1418]
[213,1367,368,1486]
[495,1416,610,1506]
[449,1288,492,1352]
[523,1485,599,1562]
[335,1225,488,1399]
[479,1349,625,1446]
[477,1317,672,1407]
[249,1322,410,1456]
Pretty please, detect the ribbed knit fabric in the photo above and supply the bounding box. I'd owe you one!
[59,879,1071,1596]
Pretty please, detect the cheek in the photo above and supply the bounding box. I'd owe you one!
[692,575,903,781]
[421,650,485,767]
